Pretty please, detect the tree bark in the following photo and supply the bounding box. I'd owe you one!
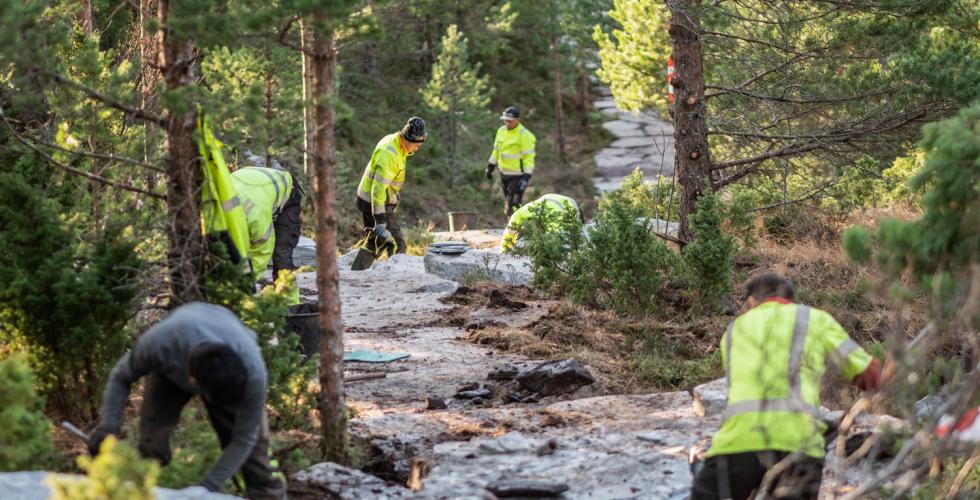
[310,16,348,464]
[668,0,710,243]
[139,0,161,210]
[77,0,93,35]
[159,0,204,305]
[300,19,315,186]
[263,40,274,169]
[551,35,566,163]
[577,70,589,130]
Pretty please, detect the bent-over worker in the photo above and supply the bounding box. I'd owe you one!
[90,303,284,499]
[690,273,890,500]
[486,106,536,216]
[351,117,427,270]
[230,167,302,297]
[500,193,580,253]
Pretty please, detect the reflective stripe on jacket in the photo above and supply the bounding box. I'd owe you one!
[488,124,536,175]
[231,167,293,277]
[198,115,250,270]
[706,301,873,459]
[501,194,578,251]
[356,132,407,216]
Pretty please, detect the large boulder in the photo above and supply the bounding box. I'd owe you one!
[692,378,728,417]
[423,249,533,286]
[516,359,596,397]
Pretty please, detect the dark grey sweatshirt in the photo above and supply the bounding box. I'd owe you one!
[99,302,268,491]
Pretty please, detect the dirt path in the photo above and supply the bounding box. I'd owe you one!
[592,86,675,193]
[292,257,717,498]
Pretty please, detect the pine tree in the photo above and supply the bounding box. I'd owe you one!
[594,0,980,241]
[421,24,494,185]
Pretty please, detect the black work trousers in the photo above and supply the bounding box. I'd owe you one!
[690,451,823,500]
[500,173,526,215]
[272,173,303,281]
[137,374,285,500]
[356,197,406,257]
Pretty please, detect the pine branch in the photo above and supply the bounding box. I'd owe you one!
[0,106,165,200]
[49,73,165,126]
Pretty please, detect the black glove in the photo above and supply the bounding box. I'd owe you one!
[485,163,495,180]
[518,173,531,192]
[88,427,115,456]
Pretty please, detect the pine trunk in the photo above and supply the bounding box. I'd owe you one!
[310,18,348,464]
[551,36,566,163]
[668,0,710,244]
[159,0,204,305]
[577,71,589,130]
[139,0,161,209]
[300,20,315,185]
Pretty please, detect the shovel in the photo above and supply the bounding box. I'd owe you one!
[61,421,90,443]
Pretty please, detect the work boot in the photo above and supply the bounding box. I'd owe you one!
[350,248,376,271]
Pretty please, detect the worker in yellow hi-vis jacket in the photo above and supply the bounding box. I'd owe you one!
[691,273,892,500]
[351,117,427,271]
[486,106,536,216]
[230,167,302,295]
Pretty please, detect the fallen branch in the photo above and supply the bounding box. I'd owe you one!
[344,372,386,383]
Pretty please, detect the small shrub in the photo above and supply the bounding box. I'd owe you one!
[153,404,221,489]
[0,173,143,420]
[0,355,53,471]
[635,330,722,390]
[519,185,677,315]
[683,194,735,314]
[48,436,159,500]
[574,189,677,314]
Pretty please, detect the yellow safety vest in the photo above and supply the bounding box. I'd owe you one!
[707,301,873,458]
[356,133,407,217]
[501,194,578,252]
[198,114,250,271]
[488,124,536,175]
[231,167,293,278]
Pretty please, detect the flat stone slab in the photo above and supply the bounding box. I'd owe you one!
[594,154,645,170]
[418,392,718,499]
[290,462,413,499]
[431,229,505,249]
[0,471,237,500]
[601,120,647,137]
[424,250,533,286]
[609,137,657,148]
[593,98,618,109]
[617,110,663,125]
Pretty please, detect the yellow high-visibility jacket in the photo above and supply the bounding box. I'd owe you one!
[707,300,873,459]
[488,124,536,175]
[230,167,293,278]
[501,194,578,252]
[199,115,250,270]
[356,132,408,218]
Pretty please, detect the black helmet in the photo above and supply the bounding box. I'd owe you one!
[500,106,520,120]
[401,117,427,143]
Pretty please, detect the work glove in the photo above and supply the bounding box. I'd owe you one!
[485,163,495,180]
[373,223,393,242]
[88,426,115,456]
[518,173,531,192]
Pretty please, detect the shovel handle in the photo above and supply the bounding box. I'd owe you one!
[61,421,90,443]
